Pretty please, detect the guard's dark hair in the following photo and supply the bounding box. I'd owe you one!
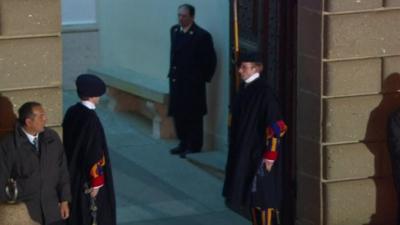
[179,4,195,17]
[253,63,264,73]
[79,96,90,101]
[18,102,42,125]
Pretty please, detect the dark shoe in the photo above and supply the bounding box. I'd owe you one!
[169,146,184,155]
[179,149,201,158]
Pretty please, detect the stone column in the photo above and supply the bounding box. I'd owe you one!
[298,1,400,225]
[0,0,62,137]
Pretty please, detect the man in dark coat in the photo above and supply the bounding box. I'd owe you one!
[223,53,287,225]
[387,108,400,225]
[0,102,71,225]
[168,3,217,158]
[63,74,116,225]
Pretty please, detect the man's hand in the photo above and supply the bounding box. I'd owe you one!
[90,187,100,198]
[263,159,274,172]
[59,201,69,220]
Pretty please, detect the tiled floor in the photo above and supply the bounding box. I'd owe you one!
[63,90,249,225]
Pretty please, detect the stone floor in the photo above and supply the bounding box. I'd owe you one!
[63,90,249,225]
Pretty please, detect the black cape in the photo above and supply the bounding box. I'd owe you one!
[63,103,116,225]
[388,108,400,191]
[223,78,284,210]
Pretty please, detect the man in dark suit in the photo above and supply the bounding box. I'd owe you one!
[168,3,217,158]
[0,102,71,225]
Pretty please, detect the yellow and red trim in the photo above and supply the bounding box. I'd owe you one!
[90,155,106,188]
[263,120,287,161]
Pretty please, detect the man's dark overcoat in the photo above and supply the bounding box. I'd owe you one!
[0,124,71,225]
[168,23,217,118]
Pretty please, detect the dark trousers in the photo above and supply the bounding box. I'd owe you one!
[47,220,65,225]
[397,190,400,225]
[41,211,65,225]
[173,116,203,151]
[393,174,400,225]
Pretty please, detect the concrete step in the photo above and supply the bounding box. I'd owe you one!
[186,151,227,180]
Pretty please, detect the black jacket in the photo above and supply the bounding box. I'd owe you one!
[0,124,71,225]
[168,23,217,117]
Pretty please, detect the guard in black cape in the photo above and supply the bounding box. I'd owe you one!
[223,53,287,225]
[63,74,116,225]
[388,106,400,225]
[168,4,217,158]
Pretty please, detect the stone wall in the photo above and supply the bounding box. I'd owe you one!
[297,1,400,225]
[0,0,62,138]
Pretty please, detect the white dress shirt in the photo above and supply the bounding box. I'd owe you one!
[22,128,39,147]
[81,101,96,110]
[244,73,260,84]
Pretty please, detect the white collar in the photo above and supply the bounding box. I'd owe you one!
[244,73,260,84]
[22,128,39,144]
[81,101,96,110]
[180,23,193,33]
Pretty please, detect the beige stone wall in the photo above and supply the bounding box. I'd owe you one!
[0,0,62,138]
[298,1,400,225]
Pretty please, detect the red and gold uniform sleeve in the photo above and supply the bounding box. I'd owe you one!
[90,155,106,189]
[263,120,287,161]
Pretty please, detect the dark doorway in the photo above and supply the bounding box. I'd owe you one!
[229,0,297,224]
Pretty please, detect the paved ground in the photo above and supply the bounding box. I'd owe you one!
[63,90,249,225]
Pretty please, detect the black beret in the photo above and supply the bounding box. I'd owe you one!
[238,52,262,64]
[76,74,106,98]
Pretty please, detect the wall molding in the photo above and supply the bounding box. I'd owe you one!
[62,22,98,33]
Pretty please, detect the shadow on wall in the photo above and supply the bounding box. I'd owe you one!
[0,94,17,140]
[205,51,224,150]
[365,73,400,225]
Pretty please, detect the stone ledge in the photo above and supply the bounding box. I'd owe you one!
[88,66,168,104]
[88,66,174,139]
